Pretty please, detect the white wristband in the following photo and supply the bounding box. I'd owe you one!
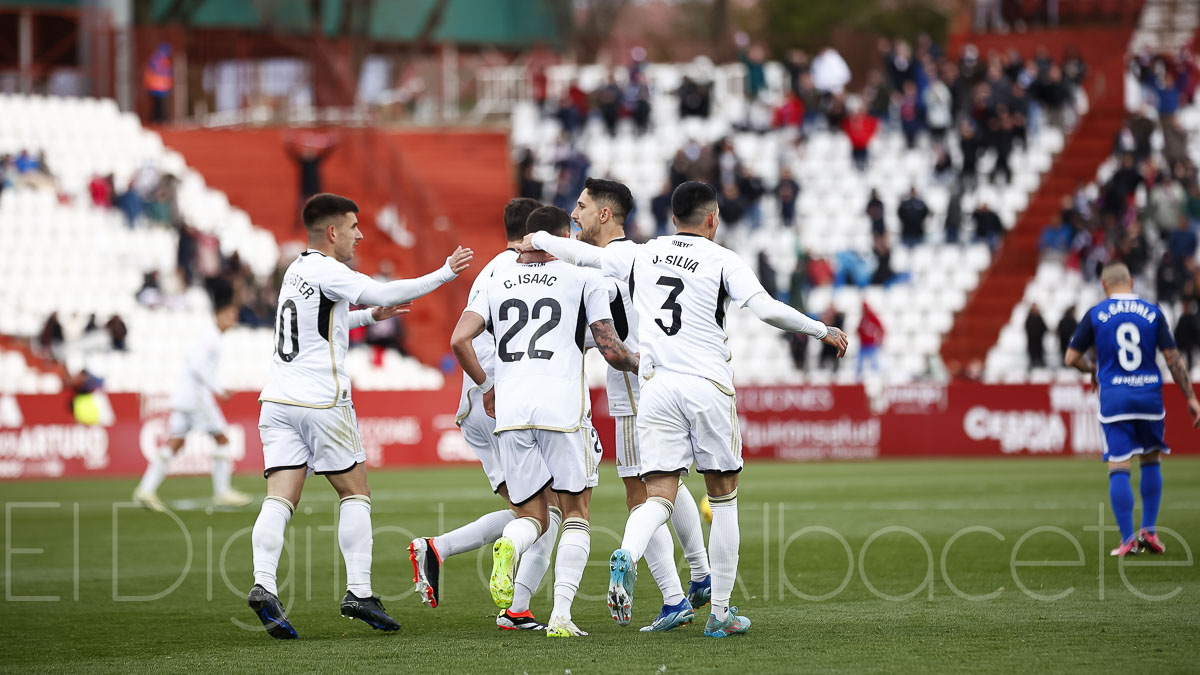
[478,377,494,393]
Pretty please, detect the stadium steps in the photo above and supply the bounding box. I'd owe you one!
[0,337,65,378]
[942,26,1134,367]
[159,127,511,366]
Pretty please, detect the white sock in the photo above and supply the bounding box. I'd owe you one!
[551,518,590,622]
[339,495,373,598]
[511,506,561,614]
[500,516,542,557]
[644,524,685,605]
[251,496,293,595]
[619,496,672,562]
[136,450,172,494]
[432,509,516,559]
[211,455,232,496]
[708,490,739,622]
[673,482,711,582]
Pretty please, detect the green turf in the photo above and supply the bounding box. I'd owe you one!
[2,458,1198,674]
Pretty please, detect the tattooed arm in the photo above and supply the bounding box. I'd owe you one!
[590,319,639,373]
[1163,347,1200,428]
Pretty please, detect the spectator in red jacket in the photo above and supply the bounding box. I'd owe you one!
[857,300,885,378]
[773,93,805,130]
[842,97,878,171]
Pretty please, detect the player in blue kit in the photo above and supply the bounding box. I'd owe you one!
[1065,263,1200,557]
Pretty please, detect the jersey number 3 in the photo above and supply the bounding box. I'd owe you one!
[1116,321,1142,371]
[655,276,684,336]
[498,298,562,362]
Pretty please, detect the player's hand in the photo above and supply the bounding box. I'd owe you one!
[483,387,496,418]
[821,327,848,358]
[371,302,412,322]
[446,247,474,275]
[515,233,538,253]
[1188,397,1200,429]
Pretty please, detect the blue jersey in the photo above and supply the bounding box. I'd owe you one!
[1069,294,1176,422]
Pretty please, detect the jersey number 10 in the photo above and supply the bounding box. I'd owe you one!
[276,299,300,362]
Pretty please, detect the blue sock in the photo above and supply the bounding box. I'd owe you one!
[1140,462,1163,534]
[1109,469,1135,544]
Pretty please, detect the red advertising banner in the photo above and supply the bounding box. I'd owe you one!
[0,383,1195,480]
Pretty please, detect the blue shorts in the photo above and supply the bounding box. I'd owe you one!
[1100,419,1169,463]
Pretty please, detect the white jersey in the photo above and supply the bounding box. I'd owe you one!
[603,233,765,394]
[603,239,640,416]
[259,250,374,408]
[169,323,223,411]
[457,248,519,421]
[466,260,612,433]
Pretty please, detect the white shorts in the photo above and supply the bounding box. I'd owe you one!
[258,402,366,478]
[458,388,505,493]
[613,414,641,479]
[497,426,600,505]
[167,406,226,438]
[637,369,743,477]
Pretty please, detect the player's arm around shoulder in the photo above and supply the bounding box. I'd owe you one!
[583,271,637,372]
[590,318,639,373]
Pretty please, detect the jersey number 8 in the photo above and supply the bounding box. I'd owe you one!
[1116,321,1141,371]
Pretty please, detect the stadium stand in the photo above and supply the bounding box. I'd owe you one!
[987,86,1200,381]
[510,58,1067,385]
[985,0,1200,382]
[0,94,444,395]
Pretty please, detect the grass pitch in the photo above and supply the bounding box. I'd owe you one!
[2,458,1198,674]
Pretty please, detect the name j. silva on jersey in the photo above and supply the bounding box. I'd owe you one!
[503,272,557,288]
[652,254,700,273]
[283,272,316,300]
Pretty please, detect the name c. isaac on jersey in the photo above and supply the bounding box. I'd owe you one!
[503,266,557,288]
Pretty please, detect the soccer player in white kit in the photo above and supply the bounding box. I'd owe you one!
[567,178,713,632]
[133,297,251,511]
[408,197,560,631]
[522,182,847,637]
[451,206,638,638]
[247,194,473,640]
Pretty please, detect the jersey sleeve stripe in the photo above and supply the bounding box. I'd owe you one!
[574,289,588,352]
[715,267,729,327]
[317,292,336,343]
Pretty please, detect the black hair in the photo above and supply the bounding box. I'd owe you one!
[302,193,359,231]
[504,197,542,241]
[584,177,634,222]
[206,276,236,312]
[671,181,719,227]
[525,206,571,237]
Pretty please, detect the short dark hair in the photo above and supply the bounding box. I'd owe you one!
[525,206,571,237]
[504,197,541,241]
[584,177,634,223]
[302,193,359,231]
[206,276,235,312]
[671,181,718,227]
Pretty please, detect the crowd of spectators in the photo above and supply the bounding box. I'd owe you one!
[1035,48,1200,369]
[1,150,55,195]
[515,35,1095,374]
